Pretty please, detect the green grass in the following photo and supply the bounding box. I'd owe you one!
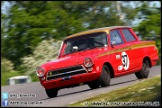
[67,75,161,107]
[29,72,39,82]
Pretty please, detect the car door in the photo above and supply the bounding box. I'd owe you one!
[109,29,133,73]
[121,28,138,70]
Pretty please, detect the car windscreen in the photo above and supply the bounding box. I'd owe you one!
[64,32,108,55]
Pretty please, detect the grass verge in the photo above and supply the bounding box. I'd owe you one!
[67,75,161,107]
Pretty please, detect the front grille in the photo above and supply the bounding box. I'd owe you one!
[47,65,87,81]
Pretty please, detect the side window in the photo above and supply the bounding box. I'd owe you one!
[110,29,124,45]
[122,29,136,42]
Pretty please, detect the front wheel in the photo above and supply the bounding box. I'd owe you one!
[99,65,111,87]
[88,65,111,89]
[135,59,150,79]
[88,80,100,89]
[45,88,58,98]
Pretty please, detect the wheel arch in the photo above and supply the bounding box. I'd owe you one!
[143,56,151,67]
[103,62,114,78]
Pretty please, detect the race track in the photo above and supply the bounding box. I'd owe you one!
[1,66,161,107]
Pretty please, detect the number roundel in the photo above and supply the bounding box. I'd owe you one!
[121,52,130,70]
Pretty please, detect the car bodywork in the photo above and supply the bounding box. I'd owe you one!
[36,26,159,97]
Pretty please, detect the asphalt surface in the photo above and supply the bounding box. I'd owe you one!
[1,65,161,107]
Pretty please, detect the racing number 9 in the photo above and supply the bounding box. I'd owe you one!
[121,52,130,70]
[122,55,128,67]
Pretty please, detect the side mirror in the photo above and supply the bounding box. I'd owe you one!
[111,41,116,48]
[72,46,79,51]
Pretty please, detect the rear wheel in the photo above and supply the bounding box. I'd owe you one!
[135,59,150,79]
[45,88,58,98]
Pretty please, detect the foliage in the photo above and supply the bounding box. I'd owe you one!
[133,1,161,64]
[1,57,15,73]
[1,57,24,86]
[20,39,62,75]
[29,72,39,82]
[134,2,161,37]
[1,1,84,67]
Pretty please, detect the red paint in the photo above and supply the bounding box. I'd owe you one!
[36,26,159,90]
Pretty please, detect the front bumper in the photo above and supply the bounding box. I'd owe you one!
[41,71,100,89]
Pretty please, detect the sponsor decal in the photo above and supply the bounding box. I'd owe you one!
[116,55,120,59]
[118,65,123,70]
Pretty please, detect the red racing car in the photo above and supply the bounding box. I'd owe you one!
[36,26,159,98]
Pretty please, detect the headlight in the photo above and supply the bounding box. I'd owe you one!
[36,66,46,77]
[84,58,93,68]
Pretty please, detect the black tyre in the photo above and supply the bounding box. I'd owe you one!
[99,65,111,87]
[88,80,100,89]
[135,59,150,79]
[45,88,58,98]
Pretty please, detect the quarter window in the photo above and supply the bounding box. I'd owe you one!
[122,29,136,42]
[110,30,124,45]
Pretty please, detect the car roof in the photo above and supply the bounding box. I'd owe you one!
[64,26,130,40]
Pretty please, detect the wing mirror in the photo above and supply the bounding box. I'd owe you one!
[72,46,79,51]
[111,41,116,48]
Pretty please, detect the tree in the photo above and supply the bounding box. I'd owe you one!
[133,1,161,64]
[20,39,62,75]
[1,57,15,73]
[1,1,146,69]
[1,1,84,68]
